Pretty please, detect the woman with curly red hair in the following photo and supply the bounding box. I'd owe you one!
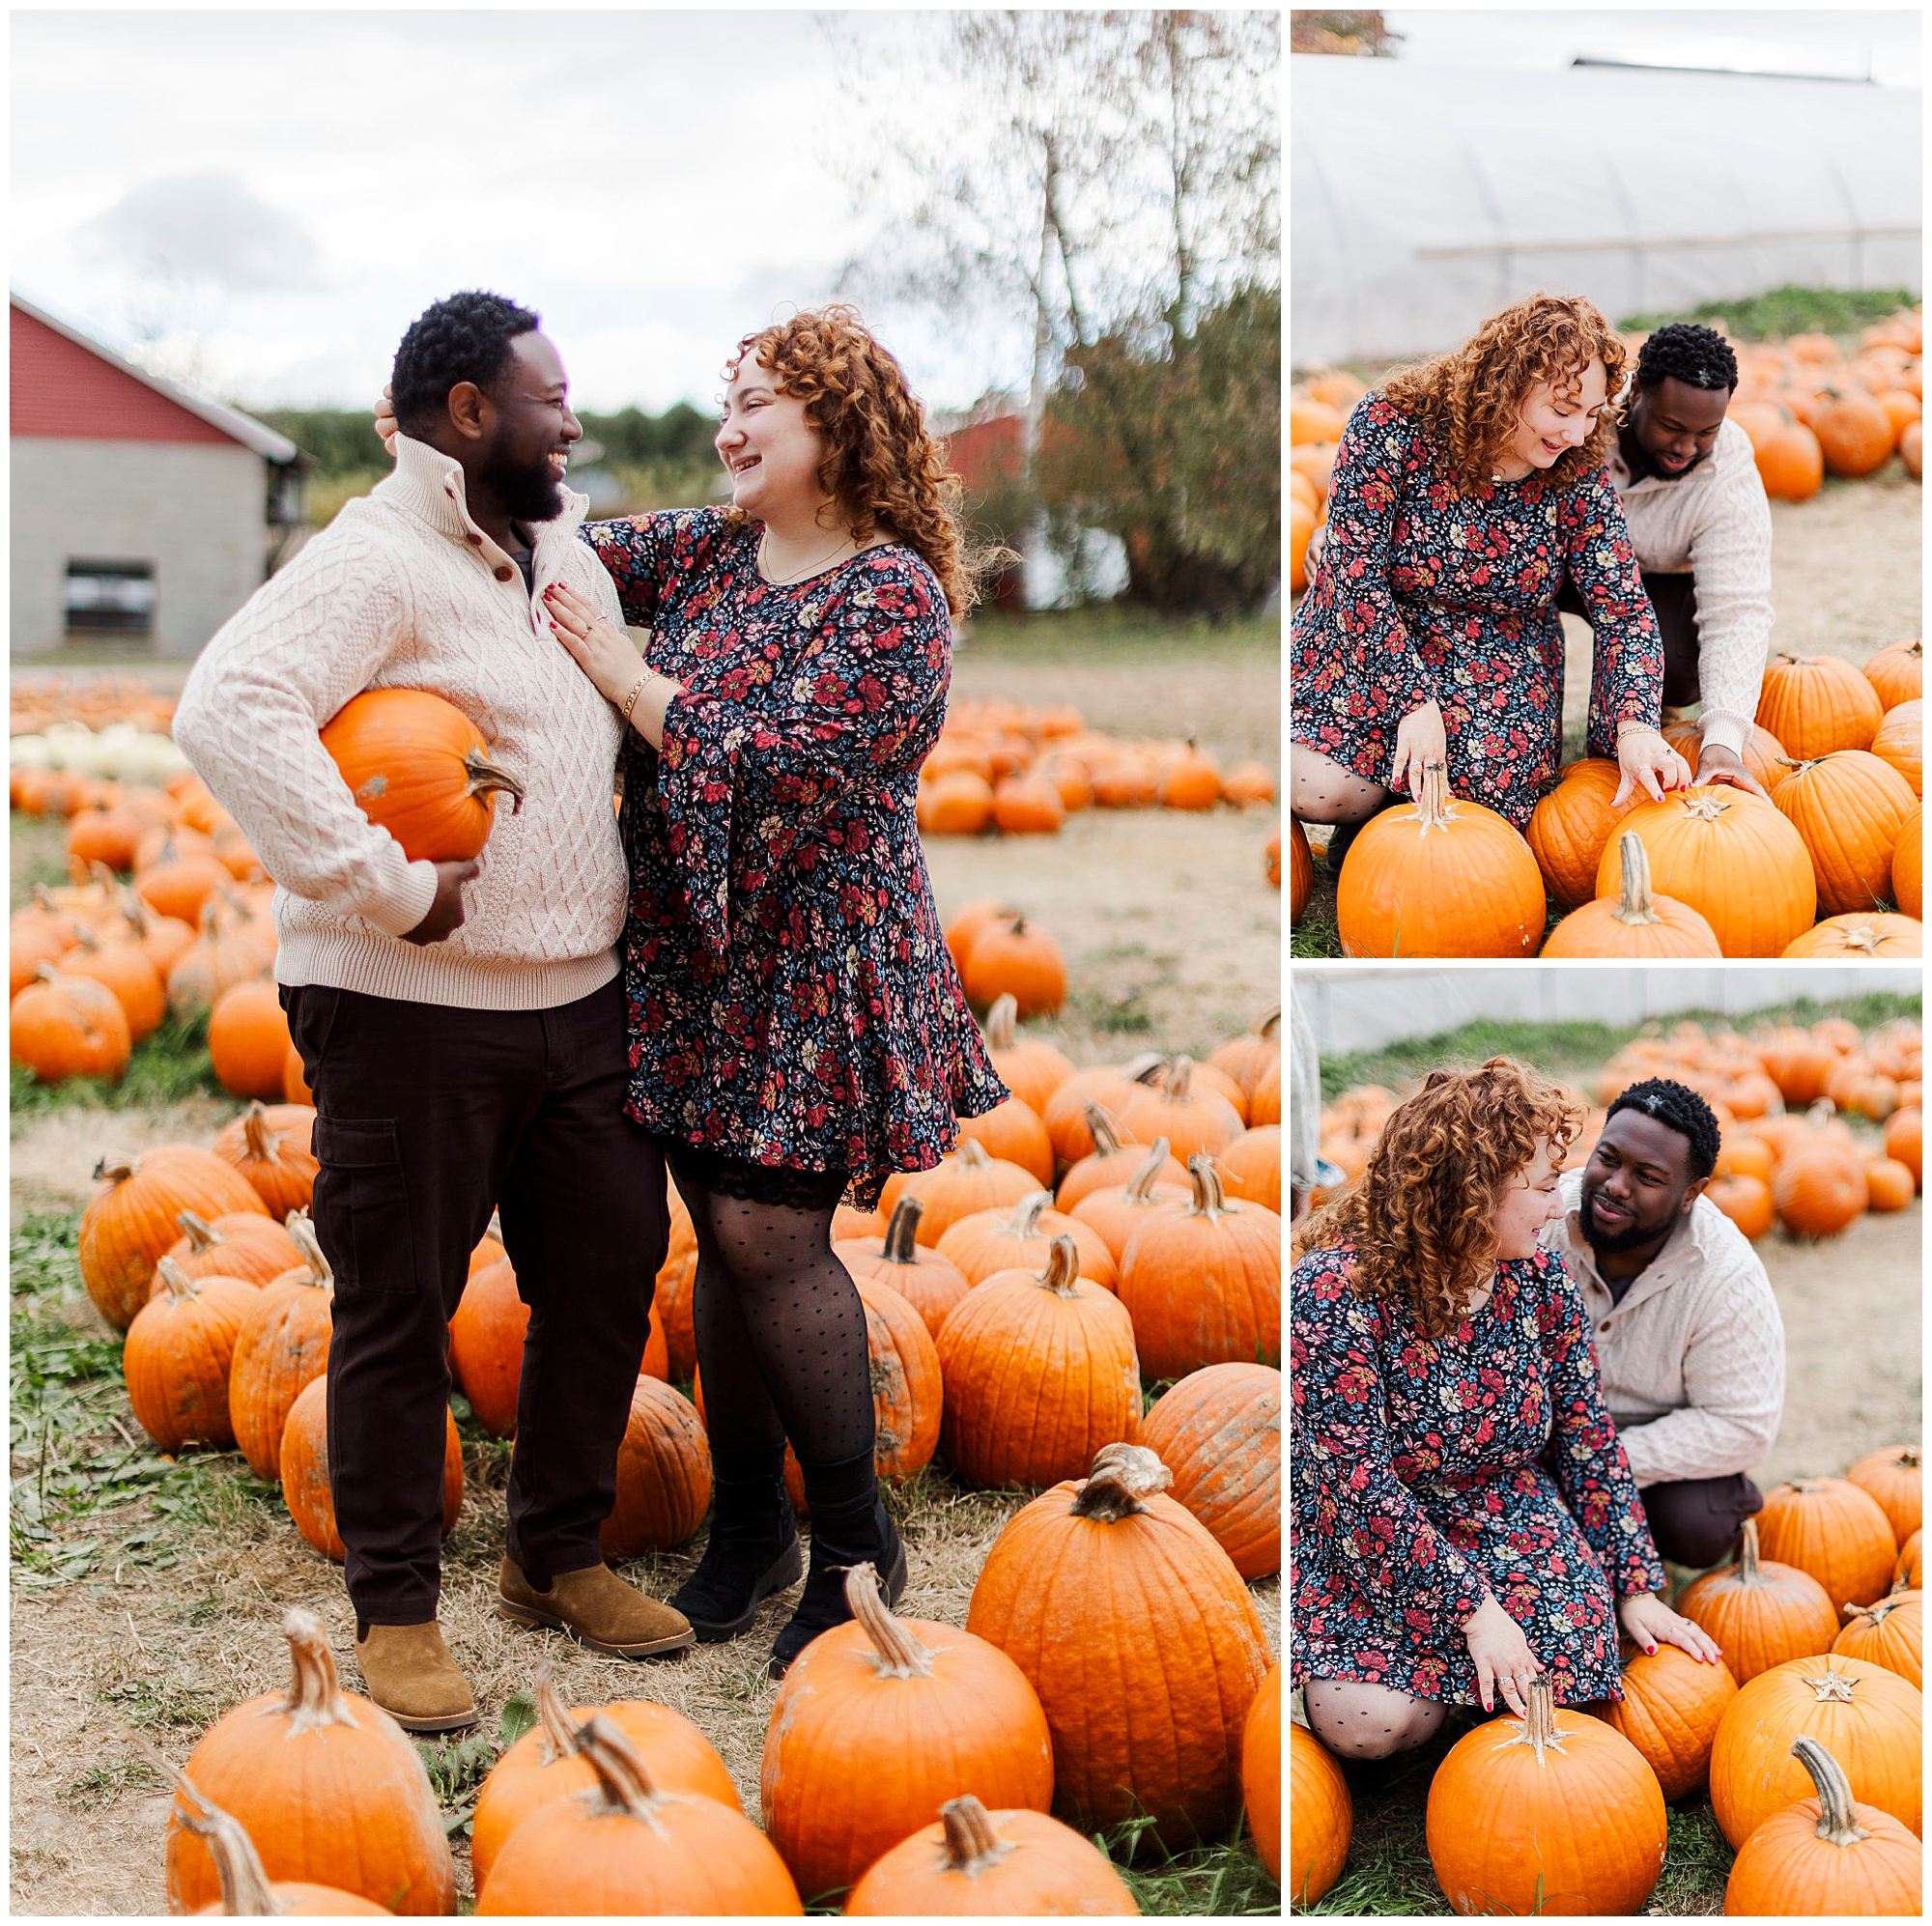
[526,305,1007,1672]
[1291,1059,1719,1764]
[1291,294,1691,861]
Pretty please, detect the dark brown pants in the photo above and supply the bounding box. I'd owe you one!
[1637,1471,1764,1571]
[1557,570,1701,707]
[283,977,668,1625]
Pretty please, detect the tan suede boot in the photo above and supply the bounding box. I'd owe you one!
[354,1621,478,1734]
[497,1557,695,1657]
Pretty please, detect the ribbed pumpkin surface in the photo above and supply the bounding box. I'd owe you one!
[1289,1719,1351,1906]
[1833,1594,1922,1688]
[964,1447,1270,1849]
[1757,653,1886,759]
[1784,912,1922,957]
[123,1268,256,1453]
[1526,758,1635,908]
[1758,1478,1901,1612]
[1336,781,1546,957]
[1592,1641,1739,1801]
[844,1802,1138,1915]
[601,1375,710,1557]
[1770,751,1919,915]
[1135,1363,1280,1577]
[1894,805,1922,918]
[1847,1444,1923,1545]
[1709,1654,1922,1848]
[1871,697,1923,797]
[1676,1520,1840,1684]
[280,1377,462,1562]
[1595,786,1815,956]
[229,1272,333,1481]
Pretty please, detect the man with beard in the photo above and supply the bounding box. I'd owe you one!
[174,291,692,1734]
[1556,323,1775,800]
[1540,1078,1785,1571]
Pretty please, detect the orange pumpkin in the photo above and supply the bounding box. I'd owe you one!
[1783,913,1922,959]
[1865,638,1924,711]
[207,979,295,1102]
[1884,1107,1921,1189]
[10,962,133,1088]
[156,1209,302,1296]
[1847,1445,1923,1547]
[1770,751,1918,916]
[961,914,1065,1018]
[979,992,1074,1114]
[600,1375,710,1557]
[210,1102,317,1219]
[1758,1478,1902,1615]
[171,1775,389,1917]
[281,1375,462,1561]
[1678,1517,1842,1684]
[228,1215,335,1481]
[320,688,524,862]
[1833,1593,1922,1689]
[1596,785,1815,957]
[1543,831,1723,957]
[1068,1140,1190,1264]
[954,1095,1055,1188]
[1526,758,1637,909]
[833,1195,972,1341]
[56,925,165,1042]
[1813,384,1897,476]
[1870,698,1922,798]
[124,1259,257,1453]
[1592,1639,1740,1802]
[1707,1172,1775,1240]
[1134,1361,1280,1578]
[1755,416,1826,500]
[1336,765,1546,958]
[1053,1102,1187,1212]
[1289,1717,1350,1906]
[1892,806,1921,918]
[1758,653,1887,760]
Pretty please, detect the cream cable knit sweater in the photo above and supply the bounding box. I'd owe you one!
[173,435,631,1010]
[1541,1169,1785,1488]
[1605,414,1774,759]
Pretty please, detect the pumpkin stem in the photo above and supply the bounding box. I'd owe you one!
[175,1209,221,1254]
[1003,1189,1055,1238]
[171,1773,289,1916]
[1121,1050,1165,1085]
[155,1257,200,1304]
[955,1140,992,1173]
[569,1711,662,1819]
[1070,1443,1173,1520]
[1186,1152,1234,1222]
[1791,1736,1872,1849]
[1611,834,1664,928]
[1837,921,1886,957]
[241,1103,282,1167]
[283,1213,333,1289]
[1413,760,1457,833]
[1035,1233,1086,1297]
[1737,1516,1764,1585]
[882,1195,924,1264]
[277,1607,359,1734]
[983,994,1019,1052]
[1124,1138,1175,1204]
[1253,1005,1282,1042]
[845,1562,937,1679]
[1082,1102,1127,1159]
[1840,1598,1902,1627]
[1680,790,1729,823]
[94,1153,137,1186]
[1162,1056,1195,1104]
[462,750,526,814]
[1513,1679,1565,1764]
[532,1657,578,1766]
[1804,1665,1861,1705]
[939,1796,1016,1875]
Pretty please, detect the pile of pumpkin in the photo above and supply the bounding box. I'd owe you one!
[1290,637,1923,959]
[71,1017,1283,1909]
[156,1440,1281,1915]
[1313,1013,1921,1249]
[1294,1452,1924,1914]
[10,672,179,739]
[1289,304,1924,592]
[10,769,289,1090]
[915,696,1276,837]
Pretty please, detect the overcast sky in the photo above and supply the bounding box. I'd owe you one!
[11,9,1042,415]
[1380,8,1920,86]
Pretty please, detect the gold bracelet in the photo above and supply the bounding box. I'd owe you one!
[618,673,649,727]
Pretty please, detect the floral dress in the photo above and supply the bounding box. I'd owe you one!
[1290,1240,1664,1707]
[578,508,1008,1206]
[1291,392,1665,827]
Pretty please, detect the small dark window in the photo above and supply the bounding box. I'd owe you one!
[65,559,156,634]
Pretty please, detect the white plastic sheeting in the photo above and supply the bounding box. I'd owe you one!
[1291,56,1922,367]
[1295,967,1918,1059]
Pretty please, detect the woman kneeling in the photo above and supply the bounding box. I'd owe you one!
[1290,1059,1719,1759]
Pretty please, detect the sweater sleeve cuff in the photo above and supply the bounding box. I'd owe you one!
[1697,712,1749,757]
[353,859,440,940]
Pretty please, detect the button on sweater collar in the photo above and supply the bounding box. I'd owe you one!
[377,433,588,582]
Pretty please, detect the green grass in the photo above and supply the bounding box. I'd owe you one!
[962,604,1279,665]
[1313,990,1922,1103]
[1618,284,1918,345]
[1105,1820,1277,1915]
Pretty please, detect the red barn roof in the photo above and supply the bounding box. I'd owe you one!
[10,293,298,460]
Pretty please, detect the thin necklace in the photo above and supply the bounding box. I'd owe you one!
[759,529,857,586]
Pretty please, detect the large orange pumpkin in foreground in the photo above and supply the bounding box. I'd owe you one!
[1723,1735,1922,1917]
[966,1444,1270,1849]
[165,1609,455,1914]
[1592,1640,1740,1801]
[1336,766,1546,957]
[1769,751,1918,916]
[1426,1680,1667,1916]
[171,1776,388,1917]
[1595,786,1815,956]
[760,1564,1055,1905]
[1289,1716,1350,1905]
[320,688,525,863]
[1543,832,1722,957]
[1709,1653,1921,1848]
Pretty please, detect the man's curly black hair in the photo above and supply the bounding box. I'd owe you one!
[390,291,543,439]
[1634,322,1738,395]
[1603,1077,1720,1181]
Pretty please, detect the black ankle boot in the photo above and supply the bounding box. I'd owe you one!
[769,1455,906,1679]
[669,1452,803,1643]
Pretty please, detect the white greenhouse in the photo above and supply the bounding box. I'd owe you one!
[1291,55,1922,368]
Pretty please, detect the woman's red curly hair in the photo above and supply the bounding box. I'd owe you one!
[1301,1058,1582,1339]
[723,305,976,617]
[1382,294,1629,496]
